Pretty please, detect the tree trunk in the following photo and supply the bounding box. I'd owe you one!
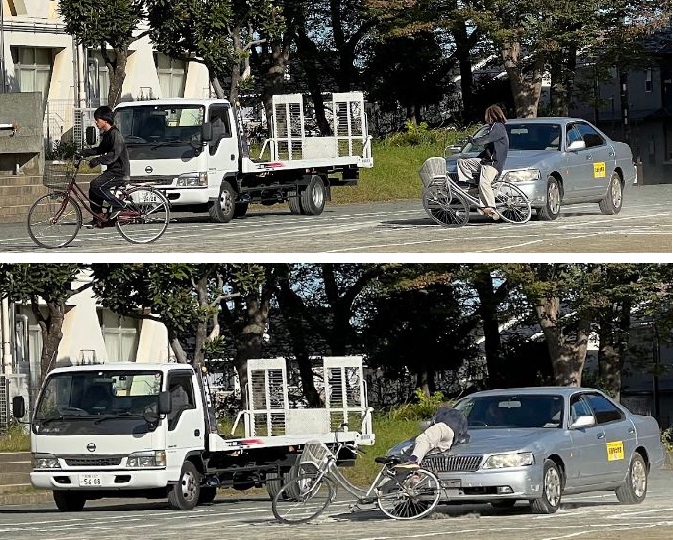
[33,302,65,384]
[261,36,291,136]
[598,301,631,401]
[234,295,269,408]
[549,46,577,117]
[210,75,226,100]
[102,46,128,107]
[229,28,243,105]
[500,41,543,118]
[192,275,209,376]
[473,274,504,387]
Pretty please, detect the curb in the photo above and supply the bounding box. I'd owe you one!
[0,490,53,507]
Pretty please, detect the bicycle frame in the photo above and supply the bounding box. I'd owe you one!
[50,160,107,224]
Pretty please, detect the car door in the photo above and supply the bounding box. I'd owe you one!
[566,394,610,487]
[561,123,590,200]
[584,393,637,483]
[165,372,205,471]
[573,122,612,199]
[207,105,239,179]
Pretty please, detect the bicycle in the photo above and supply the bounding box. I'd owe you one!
[419,156,532,227]
[271,438,441,524]
[27,158,171,248]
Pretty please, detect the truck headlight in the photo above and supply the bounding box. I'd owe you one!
[127,450,166,468]
[33,453,61,469]
[502,169,540,182]
[482,452,534,469]
[176,172,208,187]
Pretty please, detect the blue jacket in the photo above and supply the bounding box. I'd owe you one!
[432,406,469,440]
[473,121,509,174]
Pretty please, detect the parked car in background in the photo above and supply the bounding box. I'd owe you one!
[387,387,665,514]
[446,119,637,220]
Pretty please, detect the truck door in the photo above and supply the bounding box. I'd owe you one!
[208,105,239,178]
[165,371,205,471]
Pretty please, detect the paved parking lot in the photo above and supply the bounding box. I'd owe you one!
[1,470,672,540]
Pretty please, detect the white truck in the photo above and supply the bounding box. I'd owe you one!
[104,92,373,222]
[12,356,374,511]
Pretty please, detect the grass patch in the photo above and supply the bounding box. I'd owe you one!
[0,423,30,452]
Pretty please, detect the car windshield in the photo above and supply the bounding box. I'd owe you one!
[34,370,163,422]
[455,395,564,428]
[116,105,205,146]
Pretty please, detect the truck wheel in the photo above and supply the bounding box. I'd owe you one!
[300,175,326,215]
[615,453,647,504]
[536,176,561,221]
[288,196,303,215]
[208,182,236,223]
[266,471,286,499]
[53,491,86,511]
[530,459,562,514]
[197,486,217,505]
[234,201,249,218]
[598,172,623,215]
[168,461,201,510]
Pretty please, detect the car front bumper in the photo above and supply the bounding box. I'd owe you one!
[433,466,545,502]
[31,469,171,491]
[505,180,547,209]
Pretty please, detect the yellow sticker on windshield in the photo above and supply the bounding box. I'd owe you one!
[606,441,624,461]
[594,162,606,178]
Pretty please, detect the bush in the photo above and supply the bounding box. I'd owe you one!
[386,388,450,422]
[45,139,79,161]
[0,421,30,452]
[662,427,673,453]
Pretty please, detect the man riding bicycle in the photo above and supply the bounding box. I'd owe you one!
[76,106,130,227]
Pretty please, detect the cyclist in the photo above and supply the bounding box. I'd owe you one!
[457,104,509,221]
[76,105,130,227]
[394,403,469,470]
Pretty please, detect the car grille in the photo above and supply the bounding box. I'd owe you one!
[422,454,483,473]
[129,176,175,186]
[63,455,124,467]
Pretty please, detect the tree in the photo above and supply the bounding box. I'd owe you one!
[0,264,88,384]
[59,0,147,106]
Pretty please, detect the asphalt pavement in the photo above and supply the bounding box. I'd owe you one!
[1,469,672,540]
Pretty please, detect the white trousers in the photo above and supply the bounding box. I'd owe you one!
[457,157,499,209]
[411,422,455,462]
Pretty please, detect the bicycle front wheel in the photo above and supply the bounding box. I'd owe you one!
[493,181,531,224]
[422,183,470,227]
[116,187,170,244]
[377,468,440,520]
[272,474,335,524]
[27,192,82,248]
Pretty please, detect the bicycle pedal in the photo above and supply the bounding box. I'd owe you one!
[349,504,361,513]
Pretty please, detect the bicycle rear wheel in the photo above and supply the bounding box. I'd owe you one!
[272,474,335,524]
[422,182,470,227]
[27,192,82,248]
[493,181,531,224]
[116,187,170,243]
[377,468,440,520]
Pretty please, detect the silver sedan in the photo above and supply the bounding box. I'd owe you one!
[446,118,637,220]
[387,387,665,513]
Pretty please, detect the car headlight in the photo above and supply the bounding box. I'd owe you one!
[176,172,208,187]
[33,453,61,469]
[502,169,541,182]
[482,452,534,469]
[127,450,166,468]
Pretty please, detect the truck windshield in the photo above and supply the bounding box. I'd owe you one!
[116,105,205,148]
[34,370,163,426]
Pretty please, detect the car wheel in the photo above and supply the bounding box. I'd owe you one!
[530,459,562,514]
[615,453,647,504]
[208,182,236,223]
[168,461,201,510]
[536,176,561,221]
[598,172,623,215]
[53,491,86,511]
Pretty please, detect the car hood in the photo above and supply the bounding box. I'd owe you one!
[388,428,558,457]
[446,150,557,173]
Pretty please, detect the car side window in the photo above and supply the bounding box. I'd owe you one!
[570,395,593,422]
[584,394,624,424]
[566,124,583,148]
[209,106,232,156]
[575,122,605,149]
[167,374,195,430]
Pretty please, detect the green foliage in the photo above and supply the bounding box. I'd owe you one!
[0,422,30,452]
[58,0,143,49]
[0,264,83,304]
[45,140,79,161]
[662,427,673,454]
[382,121,463,147]
[386,389,447,421]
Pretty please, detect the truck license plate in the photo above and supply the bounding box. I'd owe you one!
[79,474,103,487]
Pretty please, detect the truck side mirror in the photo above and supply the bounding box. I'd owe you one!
[12,396,25,418]
[201,122,213,142]
[85,126,97,146]
[158,391,171,415]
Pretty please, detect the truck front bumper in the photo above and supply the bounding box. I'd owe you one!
[31,469,171,491]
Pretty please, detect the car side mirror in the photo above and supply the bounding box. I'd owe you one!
[567,140,586,152]
[570,415,595,429]
[12,396,25,418]
[85,126,97,146]
[158,391,171,415]
[201,122,213,143]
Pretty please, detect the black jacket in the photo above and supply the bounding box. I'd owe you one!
[473,122,509,174]
[432,406,469,441]
[82,126,130,178]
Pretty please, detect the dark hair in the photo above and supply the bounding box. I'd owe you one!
[94,105,115,125]
[485,104,507,124]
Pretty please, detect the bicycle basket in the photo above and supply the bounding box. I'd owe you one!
[299,441,333,474]
[43,160,75,190]
[418,157,447,189]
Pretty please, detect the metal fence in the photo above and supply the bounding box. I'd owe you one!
[44,100,98,156]
[0,375,8,433]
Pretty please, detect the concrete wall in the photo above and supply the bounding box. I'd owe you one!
[0,92,43,175]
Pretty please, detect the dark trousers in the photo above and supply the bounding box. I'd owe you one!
[89,170,126,214]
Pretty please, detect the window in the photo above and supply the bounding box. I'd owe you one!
[570,395,594,422]
[575,122,605,149]
[101,311,139,363]
[86,51,110,106]
[584,393,624,424]
[645,68,653,93]
[209,106,232,155]
[11,47,52,108]
[566,124,583,148]
[155,53,186,98]
[167,373,195,429]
